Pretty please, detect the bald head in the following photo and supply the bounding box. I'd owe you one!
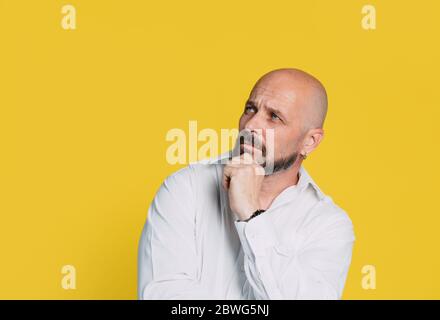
[237,68,328,173]
[251,68,328,131]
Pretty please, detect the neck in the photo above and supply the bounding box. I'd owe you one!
[258,160,302,210]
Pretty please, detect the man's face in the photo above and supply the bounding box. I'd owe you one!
[235,86,305,175]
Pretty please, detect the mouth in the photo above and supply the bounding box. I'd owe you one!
[241,142,260,150]
[240,142,264,157]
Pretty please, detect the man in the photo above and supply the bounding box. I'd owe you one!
[138,68,355,299]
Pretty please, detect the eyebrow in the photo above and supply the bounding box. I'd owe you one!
[266,105,286,120]
[246,99,287,121]
[245,99,257,107]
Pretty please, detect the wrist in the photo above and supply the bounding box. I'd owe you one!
[238,209,266,222]
[235,203,259,221]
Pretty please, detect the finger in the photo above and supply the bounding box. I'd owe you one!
[227,154,256,166]
[222,165,236,189]
[241,152,256,165]
[254,165,265,176]
[222,175,230,190]
[223,164,237,178]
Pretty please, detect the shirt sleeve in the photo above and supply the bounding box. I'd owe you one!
[234,204,355,300]
[138,167,205,299]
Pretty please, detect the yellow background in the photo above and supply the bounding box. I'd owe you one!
[1,0,439,299]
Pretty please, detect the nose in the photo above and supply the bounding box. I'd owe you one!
[244,111,264,131]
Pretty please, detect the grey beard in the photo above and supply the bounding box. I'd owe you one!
[266,151,299,175]
[230,145,298,176]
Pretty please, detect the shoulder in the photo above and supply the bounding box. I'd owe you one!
[299,169,355,242]
[160,160,221,195]
[315,196,354,227]
[168,152,230,184]
[305,195,355,242]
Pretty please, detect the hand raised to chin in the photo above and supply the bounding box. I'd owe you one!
[222,153,265,221]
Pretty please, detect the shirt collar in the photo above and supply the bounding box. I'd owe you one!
[298,166,325,200]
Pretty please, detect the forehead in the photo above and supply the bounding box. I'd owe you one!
[249,86,297,107]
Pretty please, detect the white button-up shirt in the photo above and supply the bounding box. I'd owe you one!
[138,154,355,300]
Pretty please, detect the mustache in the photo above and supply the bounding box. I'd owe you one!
[239,131,266,155]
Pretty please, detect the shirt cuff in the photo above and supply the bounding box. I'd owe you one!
[234,212,278,258]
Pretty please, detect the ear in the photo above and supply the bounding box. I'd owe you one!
[300,128,324,157]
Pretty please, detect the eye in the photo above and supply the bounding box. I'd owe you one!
[271,112,280,121]
[244,103,257,114]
